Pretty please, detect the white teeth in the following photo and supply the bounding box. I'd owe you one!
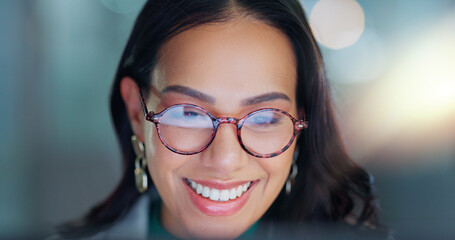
[220,190,230,201]
[209,189,220,201]
[236,186,243,197]
[202,186,210,198]
[196,184,202,194]
[229,188,237,200]
[186,178,252,202]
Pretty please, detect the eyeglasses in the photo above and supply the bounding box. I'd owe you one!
[139,91,308,158]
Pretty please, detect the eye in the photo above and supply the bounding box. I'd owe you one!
[250,115,280,125]
[183,110,204,118]
[242,110,293,137]
[161,105,213,129]
[241,111,286,135]
[248,112,282,126]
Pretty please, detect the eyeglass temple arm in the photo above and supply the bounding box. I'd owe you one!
[139,90,149,117]
[139,85,163,115]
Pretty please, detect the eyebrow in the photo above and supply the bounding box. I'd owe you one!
[240,92,290,105]
[161,85,290,106]
[162,85,216,104]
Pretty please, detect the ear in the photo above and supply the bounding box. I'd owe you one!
[120,77,146,143]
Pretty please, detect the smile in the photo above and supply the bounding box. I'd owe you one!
[182,178,258,216]
[184,178,252,202]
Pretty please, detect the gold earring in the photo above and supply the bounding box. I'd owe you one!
[286,150,299,195]
[131,135,148,193]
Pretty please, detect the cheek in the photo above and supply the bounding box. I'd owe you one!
[143,124,157,171]
[144,125,171,194]
[144,124,186,204]
[259,145,294,198]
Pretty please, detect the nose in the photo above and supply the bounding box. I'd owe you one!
[199,121,249,174]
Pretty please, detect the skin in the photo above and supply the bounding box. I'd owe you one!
[121,18,298,239]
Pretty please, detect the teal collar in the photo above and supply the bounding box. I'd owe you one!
[148,198,259,239]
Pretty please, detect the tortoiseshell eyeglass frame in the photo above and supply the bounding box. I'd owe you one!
[139,90,308,158]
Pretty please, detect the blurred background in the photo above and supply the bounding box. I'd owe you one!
[0,0,454,239]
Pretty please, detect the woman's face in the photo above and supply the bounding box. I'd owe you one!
[143,19,297,239]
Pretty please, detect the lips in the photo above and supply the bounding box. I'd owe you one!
[185,178,252,201]
[183,178,257,216]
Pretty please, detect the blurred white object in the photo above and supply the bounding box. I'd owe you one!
[310,0,365,49]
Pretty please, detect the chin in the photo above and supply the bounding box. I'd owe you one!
[184,221,248,240]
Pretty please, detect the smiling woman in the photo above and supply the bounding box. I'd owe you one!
[54,0,382,239]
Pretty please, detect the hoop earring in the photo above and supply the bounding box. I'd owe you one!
[286,149,299,195]
[131,135,148,193]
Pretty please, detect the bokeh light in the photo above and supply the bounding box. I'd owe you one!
[344,11,455,164]
[310,0,365,49]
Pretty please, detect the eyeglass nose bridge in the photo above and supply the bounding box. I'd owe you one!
[211,117,242,149]
[214,117,239,126]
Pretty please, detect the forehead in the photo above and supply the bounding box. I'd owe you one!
[155,19,297,111]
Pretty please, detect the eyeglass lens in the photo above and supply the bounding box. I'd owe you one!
[157,105,295,155]
[240,110,294,155]
[158,105,214,152]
